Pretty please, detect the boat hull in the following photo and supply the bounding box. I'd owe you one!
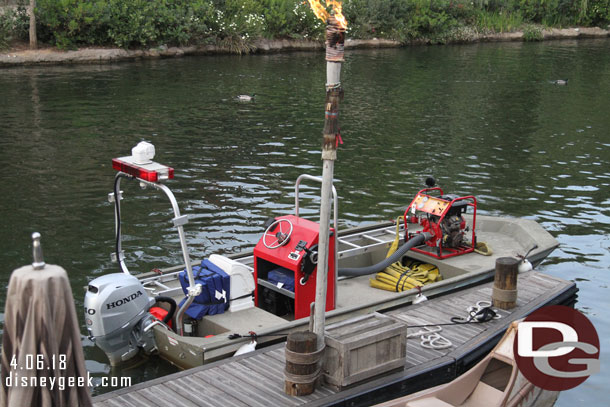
[139,215,558,369]
[373,321,560,407]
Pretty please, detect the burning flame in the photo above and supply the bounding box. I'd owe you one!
[306,0,329,22]
[306,0,348,29]
[328,1,348,29]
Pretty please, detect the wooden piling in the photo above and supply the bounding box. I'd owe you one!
[284,331,322,396]
[492,257,519,309]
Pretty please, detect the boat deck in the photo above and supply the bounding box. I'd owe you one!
[92,271,577,407]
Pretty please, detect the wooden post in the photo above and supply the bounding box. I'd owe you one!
[284,331,321,396]
[29,0,37,49]
[492,257,519,309]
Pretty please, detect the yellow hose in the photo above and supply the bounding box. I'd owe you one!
[369,217,442,292]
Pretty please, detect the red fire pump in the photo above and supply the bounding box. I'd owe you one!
[253,215,335,320]
[403,187,477,259]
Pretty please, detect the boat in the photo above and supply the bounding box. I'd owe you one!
[372,320,560,407]
[83,142,559,369]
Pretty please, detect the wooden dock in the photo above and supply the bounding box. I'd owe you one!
[92,271,577,407]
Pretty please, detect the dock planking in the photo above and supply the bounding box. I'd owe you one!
[92,271,576,407]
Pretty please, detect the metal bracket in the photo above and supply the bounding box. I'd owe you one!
[110,250,125,263]
[108,191,123,203]
[143,320,170,333]
[172,215,189,227]
[187,283,202,297]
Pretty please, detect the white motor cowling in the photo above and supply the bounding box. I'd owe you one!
[84,273,157,365]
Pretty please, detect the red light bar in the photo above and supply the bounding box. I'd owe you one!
[112,157,174,182]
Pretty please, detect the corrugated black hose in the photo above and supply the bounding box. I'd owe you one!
[337,232,433,277]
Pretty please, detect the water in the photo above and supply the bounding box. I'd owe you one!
[1,39,609,404]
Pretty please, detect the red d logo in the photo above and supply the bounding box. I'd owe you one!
[514,305,600,391]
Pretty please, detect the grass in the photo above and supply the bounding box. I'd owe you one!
[476,10,526,33]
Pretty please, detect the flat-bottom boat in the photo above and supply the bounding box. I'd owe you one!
[83,145,558,370]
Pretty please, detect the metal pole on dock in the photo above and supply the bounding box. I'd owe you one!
[313,14,345,348]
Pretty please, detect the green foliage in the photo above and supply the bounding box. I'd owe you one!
[261,0,324,39]
[579,0,610,25]
[476,9,525,32]
[210,0,265,42]
[409,0,454,39]
[3,0,608,52]
[103,0,215,48]
[35,0,216,49]
[36,0,107,49]
[342,0,479,43]
[517,0,580,26]
[0,5,29,49]
[343,0,413,40]
[522,22,543,40]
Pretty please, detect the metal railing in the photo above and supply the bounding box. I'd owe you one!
[112,172,197,336]
[294,174,339,305]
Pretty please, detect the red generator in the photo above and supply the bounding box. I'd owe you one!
[403,187,477,259]
[253,215,335,320]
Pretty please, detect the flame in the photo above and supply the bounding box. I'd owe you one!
[328,1,348,29]
[306,0,329,22]
[306,0,348,29]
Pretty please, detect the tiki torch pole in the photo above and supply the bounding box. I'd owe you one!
[313,15,345,348]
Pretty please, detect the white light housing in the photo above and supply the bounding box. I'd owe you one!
[131,141,155,165]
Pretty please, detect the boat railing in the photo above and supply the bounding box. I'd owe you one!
[113,172,197,336]
[141,224,405,298]
[294,174,339,301]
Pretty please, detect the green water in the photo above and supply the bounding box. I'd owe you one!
[1,39,609,404]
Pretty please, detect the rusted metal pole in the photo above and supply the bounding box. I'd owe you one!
[313,15,345,349]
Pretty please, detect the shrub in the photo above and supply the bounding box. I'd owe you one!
[522,23,543,40]
[580,0,610,25]
[3,0,608,52]
[343,0,413,40]
[35,0,109,49]
[261,0,324,39]
[0,4,29,49]
[476,9,525,32]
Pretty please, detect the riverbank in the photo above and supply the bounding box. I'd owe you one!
[1,27,608,66]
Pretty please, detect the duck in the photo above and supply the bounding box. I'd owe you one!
[236,94,256,101]
[551,79,568,85]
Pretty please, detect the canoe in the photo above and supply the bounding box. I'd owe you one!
[372,320,559,407]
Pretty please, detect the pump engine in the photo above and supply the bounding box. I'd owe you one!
[404,187,477,259]
[84,273,158,365]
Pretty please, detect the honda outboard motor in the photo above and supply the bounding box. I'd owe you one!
[84,273,157,365]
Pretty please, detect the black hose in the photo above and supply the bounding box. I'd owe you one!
[154,296,177,325]
[338,232,432,277]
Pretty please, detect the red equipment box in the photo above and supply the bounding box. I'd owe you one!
[253,215,335,320]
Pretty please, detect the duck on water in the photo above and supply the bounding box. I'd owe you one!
[236,93,256,101]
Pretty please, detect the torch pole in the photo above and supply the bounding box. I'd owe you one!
[313,16,345,349]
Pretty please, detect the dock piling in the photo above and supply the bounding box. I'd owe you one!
[284,331,321,396]
[492,257,519,309]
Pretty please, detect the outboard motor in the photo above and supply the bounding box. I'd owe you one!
[84,273,157,365]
